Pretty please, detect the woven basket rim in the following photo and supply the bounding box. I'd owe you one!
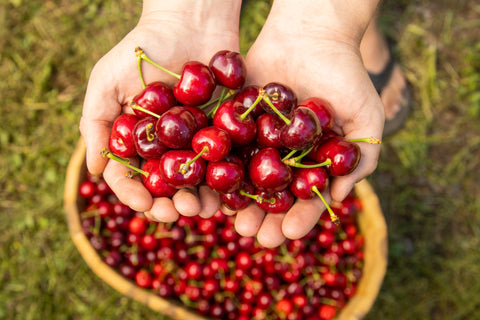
[64,139,387,320]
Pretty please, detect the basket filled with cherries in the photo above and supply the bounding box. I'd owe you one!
[64,48,387,319]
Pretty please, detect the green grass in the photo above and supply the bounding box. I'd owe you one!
[1,0,479,319]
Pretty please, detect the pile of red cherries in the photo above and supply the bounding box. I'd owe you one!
[79,172,365,320]
[104,48,380,222]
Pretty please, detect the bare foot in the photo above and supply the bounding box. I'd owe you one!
[360,18,408,122]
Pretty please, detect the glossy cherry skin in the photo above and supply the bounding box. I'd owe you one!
[213,100,257,147]
[192,126,231,162]
[155,106,197,149]
[184,106,208,130]
[248,147,293,192]
[256,113,284,148]
[314,136,361,176]
[109,113,139,158]
[173,61,216,106]
[261,82,297,115]
[209,50,247,89]
[255,189,294,213]
[219,180,255,210]
[289,165,329,199]
[280,106,322,150]
[159,150,206,188]
[141,159,177,197]
[133,117,169,159]
[206,160,244,194]
[297,97,335,133]
[233,85,264,118]
[132,81,176,118]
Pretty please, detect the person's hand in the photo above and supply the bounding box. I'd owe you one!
[228,0,384,247]
[80,0,242,222]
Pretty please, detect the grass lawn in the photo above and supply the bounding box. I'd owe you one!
[1,0,479,319]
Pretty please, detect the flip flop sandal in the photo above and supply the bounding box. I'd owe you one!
[368,44,413,136]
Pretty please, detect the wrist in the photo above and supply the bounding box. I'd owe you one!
[270,0,380,44]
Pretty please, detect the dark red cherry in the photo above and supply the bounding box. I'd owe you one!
[192,126,231,162]
[133,117,169,159]
[212,100,257,147]
[155,106,197,149]
[255,189,294,213]
[297,97,335,133]
[173,61,216,106]
[209,50,247,89]
[206,160,244,194]
[256,113,284,148]
[132,81,176,118]
[248,147,293,192]
[159,150,206,188]
[280,106,322,150]
[109,113,139,158]
[184,106,208,130]
[233,85,264,118]
[141,159,177,198]
[289,166,329,199]
[261,82,297,115]
[219,180,255,211]
[314,136,361,176]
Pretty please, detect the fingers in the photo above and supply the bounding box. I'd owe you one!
[256,213,287,248]
[102,159,153,212]
[172,188,201,216]
[235,203,265,237]
[281,197,326,240]
[198,185,221,219]
[145,197,179,223]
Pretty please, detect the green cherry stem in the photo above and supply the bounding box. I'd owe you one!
[239,89,265,120]
[283,158,332,168]
[311,185,339,225]
[281,149,298,162]
[294,146,314,162]
[135,46,181,80]
[179,146,208,174]
[130,101,161,118]
[200,89,236,111]
[101,148,149,177]
[137,52,146,89]
[348,137,382,144]
[206,87,227,118]
[262,92,291,125]
[239,190,275,204]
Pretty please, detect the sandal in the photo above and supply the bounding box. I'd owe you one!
[368,44,413,136]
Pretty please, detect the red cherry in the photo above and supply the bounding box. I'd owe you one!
[109,113,139,158]
[248,147,293,192]
[314,136,361,176]
[128,215,147,235]
[219,180,254,211]
[318,304,337,320]
[183,106,209,130]
[280,106,322,150]
[141,159,177,198]
[261,82,297,115]
[139,234,158,251]
[78,180,96,199]
[131,81,176,118]
[173,61,216,106]
[255,189,294,213]
[159,150,206,188]
[297,97,335,133]
[133,117,169,159]
[289,166,329,200]
[256,113,284,148]
[209,50,247,89]
[206,160,244,194]
[135,269,153,288]
[192,126,232,162]
[213,100,257,147]
[233,85,264,118]
[155,106,198,149]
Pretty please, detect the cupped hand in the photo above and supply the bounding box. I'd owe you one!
[80,1,242,221]
[233,1,384,247]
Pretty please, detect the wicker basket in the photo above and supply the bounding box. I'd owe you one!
[64,139,387,320]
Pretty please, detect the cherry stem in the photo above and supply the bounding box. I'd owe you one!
[348,136,382,144]
[311,185,339,225]
[283,158,331,168]
[262,92,291,125]
[101,148,149,177]
[239,190,275,204]
[239,89,265,120]
[146,123,155,141]
[200,89,235,111]
[137,53,146,89]
[135,46,181,80]
[179,146,208,174]
[130,101,161,118]
[207,87,227,118]
[281,149,297,162]
[294,146,314,162]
